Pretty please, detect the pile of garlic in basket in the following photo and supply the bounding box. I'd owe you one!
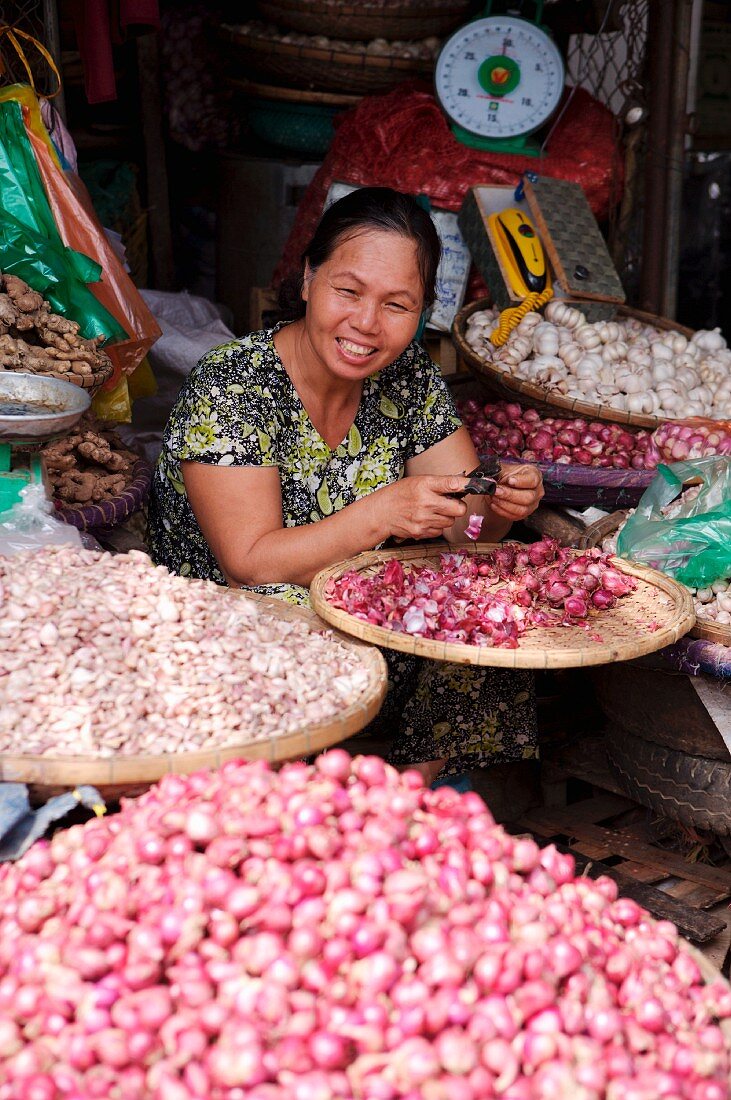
[0,546,371,757]
[464,301,731,419]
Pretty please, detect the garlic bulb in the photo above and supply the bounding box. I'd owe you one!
[465,304,731,420]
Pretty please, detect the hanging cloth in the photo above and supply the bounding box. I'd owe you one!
[69,0,161,105]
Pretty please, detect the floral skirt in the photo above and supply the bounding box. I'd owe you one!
[369,651,538,776]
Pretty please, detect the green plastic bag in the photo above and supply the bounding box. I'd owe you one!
[617,457,731,588]
[0,98,127,346]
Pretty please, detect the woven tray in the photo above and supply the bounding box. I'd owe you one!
[220,25,434,94]
[310,543,695,669]
[453,299,696,431]
[19,359,114,396]
[256,0,472,40]
[580,511,731,647]
[53,458,152,532]
[0,592,387,800]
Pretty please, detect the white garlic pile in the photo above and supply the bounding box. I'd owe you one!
[465,302,731,420]
[692,579,731,627]
[227,22,442,60]
[0,546,371,758]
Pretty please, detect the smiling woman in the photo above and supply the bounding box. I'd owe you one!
[147,187,544,781]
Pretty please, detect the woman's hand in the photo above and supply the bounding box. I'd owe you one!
[379,476,468,541]
[490,464,544,522]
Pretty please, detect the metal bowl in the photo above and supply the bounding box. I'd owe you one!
[0,373,91,443]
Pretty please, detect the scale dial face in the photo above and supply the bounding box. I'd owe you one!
[435,16,565,139]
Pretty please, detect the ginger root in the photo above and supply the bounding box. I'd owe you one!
[42,414,140,507]
[0,270,112,387]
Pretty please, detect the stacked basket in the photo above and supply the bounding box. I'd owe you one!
[222,0,474,154]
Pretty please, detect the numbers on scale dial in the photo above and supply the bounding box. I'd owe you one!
[436,19,565,139]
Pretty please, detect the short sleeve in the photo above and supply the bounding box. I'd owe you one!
[165,343,279,468]
[404,347,462,460]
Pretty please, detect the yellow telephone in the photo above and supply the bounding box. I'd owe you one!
[486,208,553,347]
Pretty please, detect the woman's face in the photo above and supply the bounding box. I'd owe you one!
[301,229,424,382]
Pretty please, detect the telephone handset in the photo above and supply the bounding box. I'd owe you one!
[487,208,550,298]
[486,207,553,346]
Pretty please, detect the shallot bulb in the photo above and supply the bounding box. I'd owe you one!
[326,538,637,646]
[456,399,657,470]
[0,756,727,1098]
[465,514,484,541]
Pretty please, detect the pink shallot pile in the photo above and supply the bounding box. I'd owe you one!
[0,756,727,1099]
[653,421,731,462]
[326,538,637,648]
[457,400,659,470]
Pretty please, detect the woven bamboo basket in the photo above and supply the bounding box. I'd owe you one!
[580,510,731,648]
[452,298,696,431]
[0,592,387,801]
[310,542,695,670]
[228,78,360,156]
[256,0,473,40]
[52,458,152,532]
[33,358,114,395]
[220,25,434,93]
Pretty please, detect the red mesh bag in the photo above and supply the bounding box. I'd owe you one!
[274,83,621,288]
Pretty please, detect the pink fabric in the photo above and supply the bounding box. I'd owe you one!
[71,0,160,104]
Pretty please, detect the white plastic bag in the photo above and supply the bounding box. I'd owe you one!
[0,483,82,557]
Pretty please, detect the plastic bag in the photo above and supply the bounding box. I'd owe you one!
[0,97,128,346]
[617,457,731,588]
[0,482,82,556]
[24,104,161,417]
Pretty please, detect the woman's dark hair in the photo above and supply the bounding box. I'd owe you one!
[277,187,441,321]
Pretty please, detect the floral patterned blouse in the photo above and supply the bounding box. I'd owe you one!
[147,325,461,600]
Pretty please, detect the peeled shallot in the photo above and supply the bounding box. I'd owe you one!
[326,538,637,647]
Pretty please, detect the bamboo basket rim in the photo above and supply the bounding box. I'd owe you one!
[579,510,731,648]
[228,77,361,106]
[257,0,471,12]
[452,298,697,431]
[310,542,695,669]
[255,0,471,40]
[220,25,435,74]
[0,592,387,789]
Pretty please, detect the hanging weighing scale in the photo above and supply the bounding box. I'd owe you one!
[0,374,90,514]
[435,0,565,156]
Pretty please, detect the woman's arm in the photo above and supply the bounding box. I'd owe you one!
[182,462,470,588]
[406,427,544,542]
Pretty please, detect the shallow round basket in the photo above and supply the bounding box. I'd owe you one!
[52,458,152,531]
[256,0,472,40]
[39,359,115,396]
[220,25,434,93]
[0,592,387,801]
[311,542,695,669]
[453,298,696,431]
[580,510,731,647]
